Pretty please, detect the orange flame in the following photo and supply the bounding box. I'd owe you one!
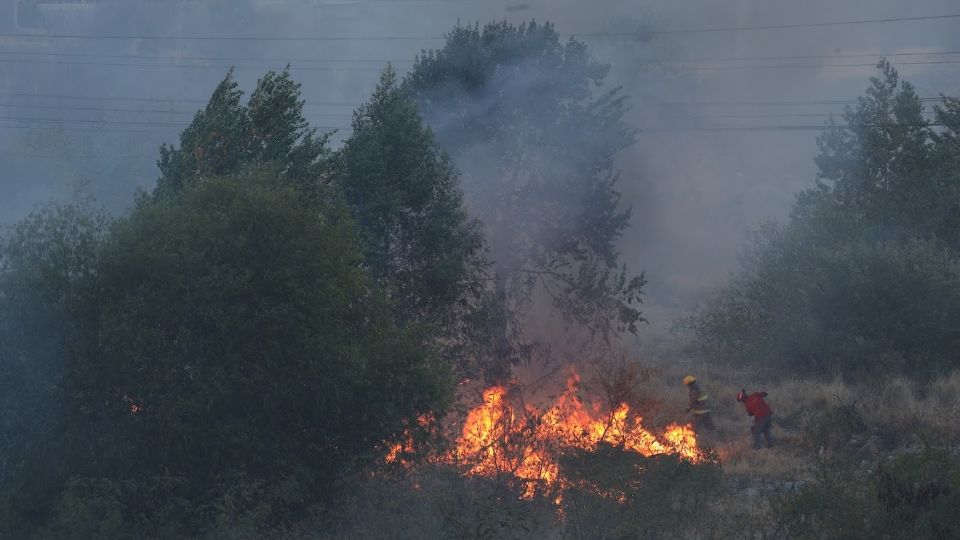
[385,413,434,466]
[444,368,703,499]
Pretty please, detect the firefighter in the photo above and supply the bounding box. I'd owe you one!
[683,375,714,431]
[737,389,774,449]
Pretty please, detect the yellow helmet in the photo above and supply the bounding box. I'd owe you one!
[683,375,696,386]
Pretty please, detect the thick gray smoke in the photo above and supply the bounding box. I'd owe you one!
[1,0,958,329]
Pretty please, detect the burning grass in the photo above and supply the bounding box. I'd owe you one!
[387,366,706,501]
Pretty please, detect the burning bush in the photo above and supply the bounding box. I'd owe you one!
[387,366,707,503]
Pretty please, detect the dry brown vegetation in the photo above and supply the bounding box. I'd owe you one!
[301,358,960,539]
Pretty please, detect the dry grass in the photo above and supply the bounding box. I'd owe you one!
[626,357,960,484]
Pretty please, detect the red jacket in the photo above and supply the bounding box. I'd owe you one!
[743,392,773,419]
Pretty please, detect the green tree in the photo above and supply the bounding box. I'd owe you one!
[335,67,489,376]
[405,21,645,369]
[0,200,109,529]
[336,67,484,323]
[1,170,453,534]
[686,61,960,377]
[0,203,109,493]
[87,171,449,507]
[155,68,330,199]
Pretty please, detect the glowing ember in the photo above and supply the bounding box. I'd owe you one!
[389,367,704,500]
[385,413,434,466]
[123,395,142,415]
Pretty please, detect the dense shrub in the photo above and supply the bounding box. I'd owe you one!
[686,62,960,378]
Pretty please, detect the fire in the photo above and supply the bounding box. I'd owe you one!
[123,395,142,415]
[390,367,705,500]
[385,413,434,466]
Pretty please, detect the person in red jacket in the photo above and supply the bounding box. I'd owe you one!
[737,389,774,449]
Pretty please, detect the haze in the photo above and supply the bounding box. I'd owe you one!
[2,0,958,323]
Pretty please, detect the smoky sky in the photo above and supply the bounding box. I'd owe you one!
[1,0,958,328]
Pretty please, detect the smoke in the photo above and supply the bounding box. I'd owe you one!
[1,0,959,330]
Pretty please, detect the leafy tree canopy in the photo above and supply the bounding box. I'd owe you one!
[336,67,486,331]
[0,201,108,501]
[91,170,450,494]
[405,21,646,364]
[0,170,452,534]
[686,61,960,377]
[155,67,330,199]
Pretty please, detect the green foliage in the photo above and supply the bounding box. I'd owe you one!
[559,447,723,539]
[0,170,453,535]
[90,171,449,503]
[406,20,645,369]
[336,67,486,335]
[785,395,868,452]
[36,478,127,540]
[156,68,330,199]
[769,458,875,540]
[319,467,554,539]
[686,61,960,377]
[319,449,725,540]
[770,449,960,539]
[0,201,109,499]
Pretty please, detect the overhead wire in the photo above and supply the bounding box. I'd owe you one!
[0,91,358,107]
[582,13,960,37]
[2,97,953,121]
[0,102,352,123]
[0,12,957,42]
[669,50,960,63]
[0,49,412,64]
[0,56,385,71]
[0,11,956,137]
[3,90,956,111]
[0,46,958,68]
[678,59,960,71]
[638,122,949,133]
[0,115,350,130]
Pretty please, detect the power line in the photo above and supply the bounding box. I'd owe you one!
[639,122,948,133]
[662,111,942,120]
[0,122,180,135]
[1,13,958,42]
[670,50,960,63]
[4,101,949,125]
[0,102,351,120]
[0,122,354,137]
[1,92,957,118]
[584,13,960,37]
[0,56,385,72]
[0,106,946,134]
[645,97,954,107]
[0,102,197,115]
[0,101,855,123]
[680,59,960,71]
[0,31,444,42]
[2,46,958,68]
[0,91,359,107]
[1,46,959,78]
[0,114,350,130]
[5,53,960,76]
[0,49,412,64]
[2,87,957,110]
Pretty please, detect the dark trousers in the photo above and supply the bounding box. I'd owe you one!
[694,413,715,431]
[751,415,773,448]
